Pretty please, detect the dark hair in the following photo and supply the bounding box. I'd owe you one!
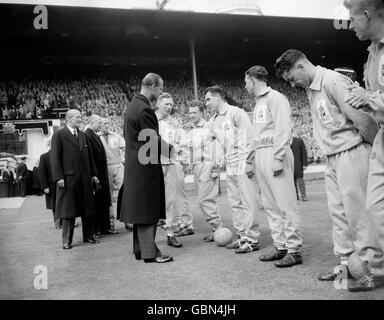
[206,85,225,100]
[187,100,205,114]
[275,49,307,79]
[245,66,269,83]
[142,73,163,87]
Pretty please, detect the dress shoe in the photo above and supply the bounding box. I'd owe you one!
[134,252,142,260]
[275,252,302,268]
[107,229,118,234]
[235,241,260,254]
[167,236,183,248]
[144,255,174,263]
[259,248,288,262]
[174,227,194,237]
[203,234,214,242]
[83,237,99,244]
[62,243,72,250]
[94,232,102,238]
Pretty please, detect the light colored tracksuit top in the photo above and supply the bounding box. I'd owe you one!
[306,66,378,156]
[365,38,384,124]
[253,86,292,160]
[206,103,255,167]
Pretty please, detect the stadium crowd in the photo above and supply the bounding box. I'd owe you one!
[0,76,323,162]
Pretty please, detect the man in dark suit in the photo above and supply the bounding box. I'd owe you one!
[2,164,15,197]
[84,114,112,236]
[119,73,174,263]
[16,157,29,197]
[39,139,60,229]
[51,109,100,250]
[290,132,308,201]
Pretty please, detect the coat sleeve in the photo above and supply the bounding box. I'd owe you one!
[139,108,173,160]
[85,133,99,178]
[270,93,293,161]
[38,154,49,189]
[50,131,64,183]
[330,76,379,145]
[233,108,256,164]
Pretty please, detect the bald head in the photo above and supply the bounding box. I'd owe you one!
[66,109,82,130]
[88,114,102,131]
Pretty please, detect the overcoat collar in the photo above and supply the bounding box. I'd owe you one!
[86,128,103,149]
[135,94,151,107]
[63,125,81,147]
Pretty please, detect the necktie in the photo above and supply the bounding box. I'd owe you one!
[74,129,78,140]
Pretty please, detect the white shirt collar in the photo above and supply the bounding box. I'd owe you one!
[67,125,77,135]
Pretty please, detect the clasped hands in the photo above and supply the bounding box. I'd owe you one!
[344,83,372,112]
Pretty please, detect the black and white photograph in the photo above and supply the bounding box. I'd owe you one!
[0,0,384,308]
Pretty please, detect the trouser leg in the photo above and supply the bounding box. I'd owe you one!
[108,163,124,231]
[21,180,27,197]
[162,165,178,236]
[297,178,307,200]
[294,178,299,200]
[62,218,75,245]
[361,130,384,276]
[175,163,193,228]
[256,148,302,253]
[226,171,247,240]
[81,215,95,240]
[136,224,161,259]
[194,164,222,232]
[324,155,353,262]
[237,173,260,243]
[133,225,140,255]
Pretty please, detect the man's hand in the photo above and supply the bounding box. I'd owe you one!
[211,170,219,181]
[44,188,50,194]
[245,162,255,179]
[272,159,283,177]
[344,86,372,110]
[57,179,65,188]
[92,176,99,185]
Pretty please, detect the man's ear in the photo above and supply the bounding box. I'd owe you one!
[363,9,370,21]
[296,63,305,72]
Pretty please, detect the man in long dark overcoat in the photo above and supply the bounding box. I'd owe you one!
[2,164,15,197]
[50,109,100,249]
[39,140,60,229]
[16,157,29,197]
[84,114,112,236]
[290,134,308,201]
[119,73,174,263]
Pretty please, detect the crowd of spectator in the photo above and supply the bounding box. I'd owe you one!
[0,75,323,162]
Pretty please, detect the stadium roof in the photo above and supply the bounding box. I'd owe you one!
[0,4,370,74]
